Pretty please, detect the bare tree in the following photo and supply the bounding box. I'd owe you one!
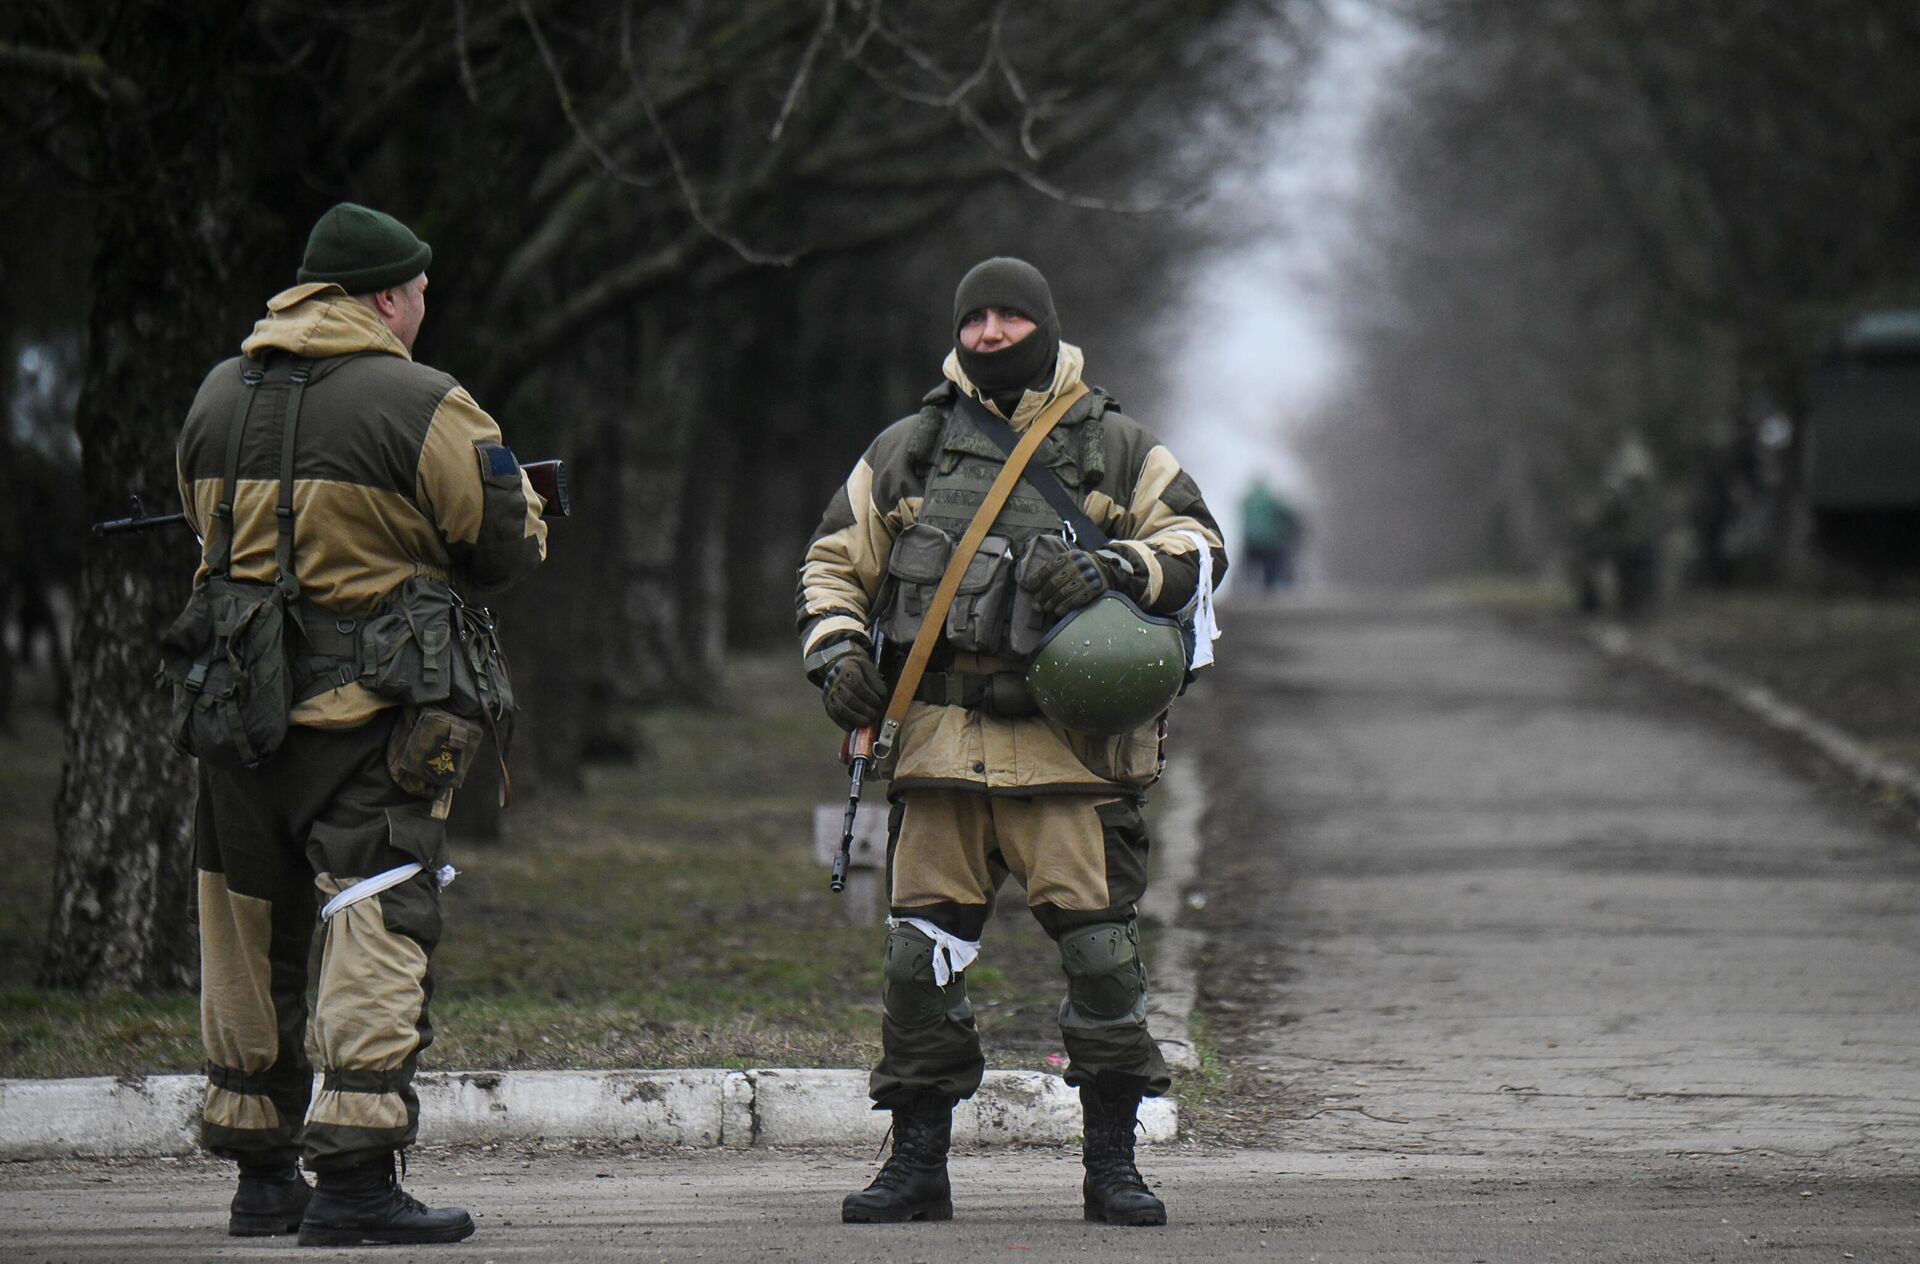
[1305,0,1920,583]
[6,0,1316,987]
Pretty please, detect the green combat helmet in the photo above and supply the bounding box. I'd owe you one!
[1024,592,1189,735]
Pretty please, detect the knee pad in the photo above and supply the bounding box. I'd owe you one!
[1058,921,1147,1028]
[882,924,969,1027]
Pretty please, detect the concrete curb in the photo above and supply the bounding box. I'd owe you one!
[0,1068,1175,1161]
[1586,623,1920,802]
[2,725,1209,1164]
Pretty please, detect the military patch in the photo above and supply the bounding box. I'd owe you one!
[478,441,521,478]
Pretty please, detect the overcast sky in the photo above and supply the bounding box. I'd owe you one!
[1164,1,1413,579]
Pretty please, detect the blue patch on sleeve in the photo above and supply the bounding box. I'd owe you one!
[483,445,520,478]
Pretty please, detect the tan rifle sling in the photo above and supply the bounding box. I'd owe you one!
[870,382,1090,760]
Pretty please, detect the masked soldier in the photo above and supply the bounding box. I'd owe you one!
[797,257,1225,1227]
[175,203,548,1245]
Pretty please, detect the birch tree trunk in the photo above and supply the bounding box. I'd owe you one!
[40,2,283,991]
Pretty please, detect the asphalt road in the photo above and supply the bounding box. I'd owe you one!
[6,599,1919,1261]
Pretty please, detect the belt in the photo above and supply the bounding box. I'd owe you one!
[913,670,1038,717]
[290,602,366,700]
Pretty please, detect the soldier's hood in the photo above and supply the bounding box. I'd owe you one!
[240,283,412,361]
[943,340,1086,430]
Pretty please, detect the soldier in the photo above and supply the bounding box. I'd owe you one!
[174,203,548,1245]
[797,257,1226,1227]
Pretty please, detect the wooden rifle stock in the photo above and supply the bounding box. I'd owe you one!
[521,459,571,518]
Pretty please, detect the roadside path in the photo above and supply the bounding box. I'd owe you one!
[7,598,1920,1260]
[1198,598,1920,1169]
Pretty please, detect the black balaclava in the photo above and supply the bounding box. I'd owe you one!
[952,257,1061,410]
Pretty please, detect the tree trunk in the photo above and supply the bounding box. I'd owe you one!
[617,306,707,704]
[41,2,288,991]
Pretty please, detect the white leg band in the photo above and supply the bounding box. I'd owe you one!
[320,863,457,922]
[889,916,980,987]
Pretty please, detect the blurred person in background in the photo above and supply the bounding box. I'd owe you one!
[1572,439,1663,619]
[1239,478,1303,590]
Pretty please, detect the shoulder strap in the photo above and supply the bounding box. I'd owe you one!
[953,391,1111,549]
[206,356,313,594]
[273,359,312,603]
[208,360,266,575]
[872,382,1089,760]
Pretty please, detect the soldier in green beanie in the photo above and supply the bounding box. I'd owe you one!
[798,255,1227,1227]
[173,202,548,1246]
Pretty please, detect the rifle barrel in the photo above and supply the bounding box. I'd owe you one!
[831,754,869,892]
[92,509,188,537]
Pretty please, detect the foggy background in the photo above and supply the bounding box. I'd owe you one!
[5,0,1919,987]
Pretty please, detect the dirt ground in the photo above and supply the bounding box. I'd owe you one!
[7,596,1920,1259]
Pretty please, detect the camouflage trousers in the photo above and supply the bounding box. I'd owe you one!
[870,788,1171,1108]
[193,711,449,1172]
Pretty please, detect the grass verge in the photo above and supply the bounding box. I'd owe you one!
[0,654,1076,1079]
[1649,590,1920,767]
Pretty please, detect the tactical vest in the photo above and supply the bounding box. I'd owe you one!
[878,382,1114,660]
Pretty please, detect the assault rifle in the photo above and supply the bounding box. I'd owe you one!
[831,626,885,893]
[93,459,572,536]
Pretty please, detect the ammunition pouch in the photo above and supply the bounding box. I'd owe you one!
[357,576,516,807]
[880,528,1069,661]
[356,576,514,725]
[159,575,294,771]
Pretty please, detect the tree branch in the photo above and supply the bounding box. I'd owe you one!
[518,0,662,191]
[617,16,796,266]
[770,0,837,142]
[0,39,141,108]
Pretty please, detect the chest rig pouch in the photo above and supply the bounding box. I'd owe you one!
[879,388,1107,658]
[159,357,312,770]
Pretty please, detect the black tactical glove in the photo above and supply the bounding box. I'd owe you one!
[821,646,888,732]
[1027,548,1116,618]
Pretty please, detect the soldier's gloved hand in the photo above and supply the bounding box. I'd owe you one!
[1027,548,1114,618]
[821,646,888,732]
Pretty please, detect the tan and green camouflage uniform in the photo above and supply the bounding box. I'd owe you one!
[797,342,1225,1107]
[177,282,547,1173]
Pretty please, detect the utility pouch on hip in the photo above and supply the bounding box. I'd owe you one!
[387,706,485,801]
[363,575,519,810]
[159,575,293,771]
[359,576,459,707]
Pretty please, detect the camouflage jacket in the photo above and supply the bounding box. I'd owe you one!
[796,343,1226,794]
[176,283,548,729]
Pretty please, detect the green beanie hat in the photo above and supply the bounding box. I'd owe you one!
[297,203,432,294]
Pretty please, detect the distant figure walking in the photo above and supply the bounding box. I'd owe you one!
[1572,440,1663,619]
[1239,479,1303,590]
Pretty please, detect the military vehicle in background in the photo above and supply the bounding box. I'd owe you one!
[1806,309,1920,577]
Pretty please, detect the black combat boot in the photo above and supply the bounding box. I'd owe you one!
[1079,1083,1166,1226]
[228,1158,311,1237]
[841,1095,955,1223]
[297,1152,475,1247]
